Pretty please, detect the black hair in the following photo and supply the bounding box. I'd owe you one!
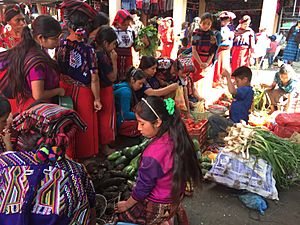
[139,56,157,70]
[93,12,109,28]
[125,67,146,82]
[135,96,202,201]
[181,37,189,47]
[4,4,23,22]
[4,15,61,103]
[279,64,294,76]
[211,16,221,31]
[95,25,117,49]
[232,66,252,82]
[0,96,11,117]
[200,12,214,23]
[66,10,94,34]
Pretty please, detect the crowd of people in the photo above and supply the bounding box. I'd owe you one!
[0,0,299,225]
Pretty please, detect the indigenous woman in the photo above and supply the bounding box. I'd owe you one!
[57,0,101,160]
[0,4,26,49]
[213,11,235,87]
[191,13,217,82]
[112,9,136,82]
[231,15,255,72]
[0,15,64,113]
[161,17,174,58]
[283,20,300,65]
[95,26,118,145]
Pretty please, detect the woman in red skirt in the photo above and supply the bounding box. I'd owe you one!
[161,17,174,58]
[112,10,136,82]
[95,26,118,146]
[191,13,217,82]
[231,15,255,72]
[57,0,102,160]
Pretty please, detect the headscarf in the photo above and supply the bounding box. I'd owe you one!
[60,0,97,21]
[112,9,132,26]
[4,4,22,22]
[239,15,251,24]
[219,11,236,20]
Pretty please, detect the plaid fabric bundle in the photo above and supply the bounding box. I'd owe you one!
[12,103,87,150]
[178,53,195,73]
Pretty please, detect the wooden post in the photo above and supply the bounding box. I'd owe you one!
[109,0,121,25]
[199,0,206,17]
[260,0,277,35]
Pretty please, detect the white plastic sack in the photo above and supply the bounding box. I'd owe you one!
[205,151,279,200]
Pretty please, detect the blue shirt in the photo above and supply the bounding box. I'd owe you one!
[230,86,254,123]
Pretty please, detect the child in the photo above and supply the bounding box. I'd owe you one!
[266,35,278,68]
[115,96,201,224]
[208,66,254,141]
[191,13,217,82]
[95,25,118,147]
[264,64,298,113]
[0,96,12,152]
[177,37,189,56]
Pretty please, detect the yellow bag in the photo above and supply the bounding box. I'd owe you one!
[175,86,187,111]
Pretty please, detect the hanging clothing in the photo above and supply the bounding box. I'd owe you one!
[121,0,136,11]
[231,27,255,72]
[161,27,174,58]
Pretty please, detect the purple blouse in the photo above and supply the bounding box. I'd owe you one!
[26,63,59,91]
[132,133,174,204]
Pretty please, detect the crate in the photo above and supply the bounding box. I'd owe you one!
[188,120,208,150]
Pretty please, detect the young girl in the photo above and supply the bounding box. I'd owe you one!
[0,96,12,152]
[57,0,102,160]
[0,15,64,113]
[161,17,174,58]
[115,96,201,225]
[113,67,146,137]
[191,13,217,82]
[231,15,255,72]
[95,25,118,146]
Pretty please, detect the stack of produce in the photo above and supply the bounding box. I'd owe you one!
[84,139,150,221]
[223,122,300,188]
[213,93,232,108]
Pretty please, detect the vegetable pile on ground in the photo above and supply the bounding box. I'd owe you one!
[213,93,232,107]
[83,139,150,222]
[223,122,300,188]
[184,118,207,133]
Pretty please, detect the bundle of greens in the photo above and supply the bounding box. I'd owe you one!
[135,25,159,57]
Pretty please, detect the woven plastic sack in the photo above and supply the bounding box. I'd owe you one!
[205,151,279,200]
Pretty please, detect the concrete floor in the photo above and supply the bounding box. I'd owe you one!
[184,181,300,225]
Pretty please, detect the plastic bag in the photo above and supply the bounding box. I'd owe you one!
[239,193,268,215]
[205,151,279,200]
[174,86,187,111]
[275,113,300,126]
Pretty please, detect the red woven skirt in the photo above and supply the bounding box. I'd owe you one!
[231,46,251,72]
[60,80,99,159]
[98,86,115,145]
[213,46,231,83]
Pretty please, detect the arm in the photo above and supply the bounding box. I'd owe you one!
[144,83,178,97]
[107,50,118,82]
[222,69,236,95]
[31,80,65,100]
[120,89,136,120]
[192,46,202,66]
[193,86,203,101]
[90,72,102,111]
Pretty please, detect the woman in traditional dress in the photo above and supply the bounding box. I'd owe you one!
[231,15,255,72]
[56,0,101,160]
[0,4,26,49]
[213,11,235,87]
[112,9,136,82]
[283,20,300,65]
[161,17,174,58]
[0,15,64,113]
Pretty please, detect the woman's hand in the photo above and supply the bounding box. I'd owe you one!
[1,129,12,151]
[110,50,118,63]
[94,99,102,112]
[200,62,208,69]
[115,201,130,213]
[57,88,65,96]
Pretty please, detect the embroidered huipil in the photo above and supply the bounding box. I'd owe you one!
[0,151,95,225]
[132,133,174,204]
